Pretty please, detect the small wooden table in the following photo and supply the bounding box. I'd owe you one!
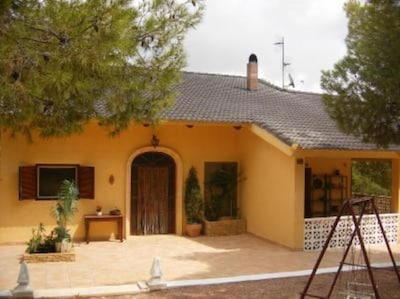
[84,214,123,244]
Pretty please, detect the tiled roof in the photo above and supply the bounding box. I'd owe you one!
[162,72,400,151]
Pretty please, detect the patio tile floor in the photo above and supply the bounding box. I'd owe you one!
[0,234,399,291]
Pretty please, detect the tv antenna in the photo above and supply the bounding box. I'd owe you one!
[274,37,291,89]
[288,73,295,88]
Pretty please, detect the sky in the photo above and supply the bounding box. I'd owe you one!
[183,0,349,93]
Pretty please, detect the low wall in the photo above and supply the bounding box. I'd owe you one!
[23,251,75,263]
[204,219,246,236]
[304,213,399,251]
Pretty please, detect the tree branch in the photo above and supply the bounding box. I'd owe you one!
[24,22,61,39]
[20,37,58,46]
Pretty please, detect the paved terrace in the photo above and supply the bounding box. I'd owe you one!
[0,234,399,291]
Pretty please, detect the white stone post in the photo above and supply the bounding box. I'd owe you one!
[147,256,166,290]
[12,261,33,298]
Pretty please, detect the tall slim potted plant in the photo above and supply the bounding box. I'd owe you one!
[184,167,203,237]
[52,179,79,252]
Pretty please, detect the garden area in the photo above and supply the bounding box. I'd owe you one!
[184,164,245,237]
[24,180,78,261]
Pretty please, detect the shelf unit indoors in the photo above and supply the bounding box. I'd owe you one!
[307,174,348,218]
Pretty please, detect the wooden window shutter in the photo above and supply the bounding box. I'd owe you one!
[78,166,95,199]
[19,166,37,200]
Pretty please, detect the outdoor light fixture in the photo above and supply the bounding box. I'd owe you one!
[151,134,160,148]
[109,174,115,185]
[186,124,194,128]
[233,125,242,130]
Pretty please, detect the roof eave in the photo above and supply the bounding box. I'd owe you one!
[249,124,298,156]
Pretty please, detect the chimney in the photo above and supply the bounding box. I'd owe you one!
[247,53,258,91]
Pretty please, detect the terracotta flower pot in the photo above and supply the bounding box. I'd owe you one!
[185,223,202,237]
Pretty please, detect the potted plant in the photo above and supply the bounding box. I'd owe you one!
[96,205,102,216]
[203,166,246,236]
[26,223,56,253]
[184,167,203,237]
[52,180,79,252]
[54,226,72,253]
[206,165,241,219]
[110,207,121,215]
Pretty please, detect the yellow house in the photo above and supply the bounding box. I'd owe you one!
[1,54,399,250]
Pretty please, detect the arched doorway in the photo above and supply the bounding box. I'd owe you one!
[131,152,176,235]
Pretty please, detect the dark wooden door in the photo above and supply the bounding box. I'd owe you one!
[137,166,169,234]
[131,152,176,235]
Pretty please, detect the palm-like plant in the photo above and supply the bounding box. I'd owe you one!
[52,180,79,241]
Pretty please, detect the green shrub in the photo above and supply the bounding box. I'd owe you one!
[26,223,56,253]
[184,167,203,224]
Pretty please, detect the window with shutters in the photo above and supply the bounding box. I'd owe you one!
[19,164,95,200]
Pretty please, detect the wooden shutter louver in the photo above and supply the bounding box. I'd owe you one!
[19,166,37,200]
[78,166,95,199]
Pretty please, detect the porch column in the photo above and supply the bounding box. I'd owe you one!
[293,157,305,249]
[391,159,400,213]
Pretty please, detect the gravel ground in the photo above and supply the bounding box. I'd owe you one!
[88,268,400,299]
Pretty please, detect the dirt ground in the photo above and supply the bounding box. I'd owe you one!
[88,268,400,299]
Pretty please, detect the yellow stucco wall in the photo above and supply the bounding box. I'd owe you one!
[239,128,304,249]
[1,120,399,249]
[392,160,400,212]
[0,122,241,243]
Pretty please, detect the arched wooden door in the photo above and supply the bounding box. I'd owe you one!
[131,152,176,235]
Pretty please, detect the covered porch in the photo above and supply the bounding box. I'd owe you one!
[301,150,400,251]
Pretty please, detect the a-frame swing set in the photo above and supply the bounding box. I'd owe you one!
[301,197,400,298]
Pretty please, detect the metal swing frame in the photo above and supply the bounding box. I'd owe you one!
[301,197,400,299]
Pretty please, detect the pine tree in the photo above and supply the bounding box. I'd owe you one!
[321,0,400,147]
[0,0,204,139]
[352,160,391,196]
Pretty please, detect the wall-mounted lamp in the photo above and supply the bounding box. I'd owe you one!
[233,125,242,130]
[151,134,160,147]
[186,124,194,128]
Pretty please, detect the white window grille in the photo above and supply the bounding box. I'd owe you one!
[304,213,399,251]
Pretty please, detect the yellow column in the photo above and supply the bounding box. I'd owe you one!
[293,157,305,250]
[0,130,2,182]
[391,159,400,213]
